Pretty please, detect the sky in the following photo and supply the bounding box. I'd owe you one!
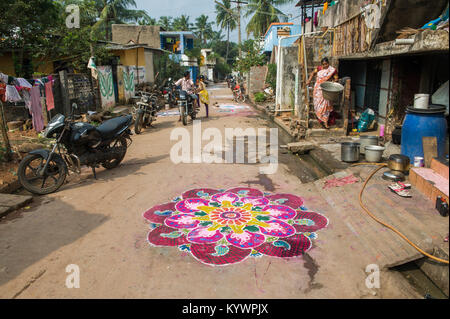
[134,0,303,42]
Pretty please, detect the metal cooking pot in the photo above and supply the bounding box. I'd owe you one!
[359,136,379,154]
[341,142,360,163]
[388,154,410,173]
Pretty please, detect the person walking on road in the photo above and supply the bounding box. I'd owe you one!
[197,75,210,118]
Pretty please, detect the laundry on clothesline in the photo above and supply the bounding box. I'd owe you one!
[5,85,22,103]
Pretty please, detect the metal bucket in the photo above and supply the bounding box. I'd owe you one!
[365,145,385,163]
[320,82,344,104]
[359,136,379,154]
[341,142,360,163]
[414,94,430,109]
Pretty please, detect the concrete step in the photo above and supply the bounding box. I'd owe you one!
[431,157,449,180]
[410,167,449,203]
[0,193,33,218]
[310,166,447,269]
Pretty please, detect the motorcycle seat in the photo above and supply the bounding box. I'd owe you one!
[96,115,132,139]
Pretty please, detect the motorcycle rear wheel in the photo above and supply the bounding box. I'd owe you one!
[18,154,67,195]
[102,137,128,170]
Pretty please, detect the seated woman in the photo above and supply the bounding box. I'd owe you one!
[306,57,339,129]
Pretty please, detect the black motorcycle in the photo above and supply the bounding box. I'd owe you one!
[17,105,133,195]
[134,91,159,134]
[162,78,177,108]
[177,90,197,126]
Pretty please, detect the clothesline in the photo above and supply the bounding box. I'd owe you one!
[0,71,55,132]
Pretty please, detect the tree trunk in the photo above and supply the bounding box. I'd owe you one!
[226,27,230,64]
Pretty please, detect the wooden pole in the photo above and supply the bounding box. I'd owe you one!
[0,100,12,161]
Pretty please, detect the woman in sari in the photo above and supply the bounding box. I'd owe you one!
[306,57,339,129]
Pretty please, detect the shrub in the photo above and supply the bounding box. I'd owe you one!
[254,92,266,103]
[266,63,277,90]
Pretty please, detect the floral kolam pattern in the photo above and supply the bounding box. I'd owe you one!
[144,187,328,266]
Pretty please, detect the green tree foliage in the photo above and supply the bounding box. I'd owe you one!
[153,53,187,86]
[172,15,193,31]
[234,40,266,74]
[158,16,173,30]
[93,0,150,40]
[266,63,277,89]
[245,0,293,37]
[0,0,60,77]
[215,0,237,64]
[194,15,214,45]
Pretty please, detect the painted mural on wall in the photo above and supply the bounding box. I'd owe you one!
[97,66,115,108]
[118,66,136,103]
[129,66,146,85]
[144,187,328,266]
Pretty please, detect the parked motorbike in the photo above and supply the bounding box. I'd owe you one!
[162,78,177,108]
[18,104,133,195]
[133,91,159,134]
[232,82,246,103]
[177,89,197,126]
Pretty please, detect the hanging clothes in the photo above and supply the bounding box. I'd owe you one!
[45,81,55,111]
[0,83,6,102]
[5,85,22,103]
[0,73,8,84]
[22,89,32,111]
[323,2,329,14]
[16,78,33,90]
[30,86,45,132]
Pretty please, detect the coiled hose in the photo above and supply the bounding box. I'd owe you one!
[354,163,449,264]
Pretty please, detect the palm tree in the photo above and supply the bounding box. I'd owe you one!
[93,0,150,40]
[195,15,213,45]
[158,16,173,30]
[138,16,157,26]
[245,0,293,38]
[215,0,237,63]
[172,15,192,31]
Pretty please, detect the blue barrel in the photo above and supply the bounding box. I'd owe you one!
[401,105,448,162]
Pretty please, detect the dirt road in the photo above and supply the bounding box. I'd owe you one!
[0,83,420,299]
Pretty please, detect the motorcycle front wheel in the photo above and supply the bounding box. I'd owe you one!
[134,112,144,134]
[18,154,67,195]
[181,106,188,126]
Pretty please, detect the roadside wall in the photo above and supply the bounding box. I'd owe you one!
[278,46,301,112]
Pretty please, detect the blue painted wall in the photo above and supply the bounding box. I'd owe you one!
[263,24,302,53]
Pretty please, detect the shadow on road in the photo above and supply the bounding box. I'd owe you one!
[0,198,108,288]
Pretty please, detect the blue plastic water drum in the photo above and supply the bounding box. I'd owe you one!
[401,105,448,162]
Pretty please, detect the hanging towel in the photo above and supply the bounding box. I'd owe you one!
[5,85,22,103]
[323,2,328,14]
[30,86,45,132]
[45,81,55,111]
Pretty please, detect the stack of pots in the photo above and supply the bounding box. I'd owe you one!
[360,136,385,163]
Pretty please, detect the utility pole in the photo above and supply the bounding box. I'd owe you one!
[230,0,248,58]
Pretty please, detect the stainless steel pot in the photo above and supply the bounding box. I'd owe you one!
[359,136,379,154]
[341,142,360,163]
[388,154,410,172]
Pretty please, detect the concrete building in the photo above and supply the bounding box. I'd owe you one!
[287,0,449,138]
[160,31,199,81]
[200,49,216,82]
[110,25,163,84]
[262,23,302,58]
